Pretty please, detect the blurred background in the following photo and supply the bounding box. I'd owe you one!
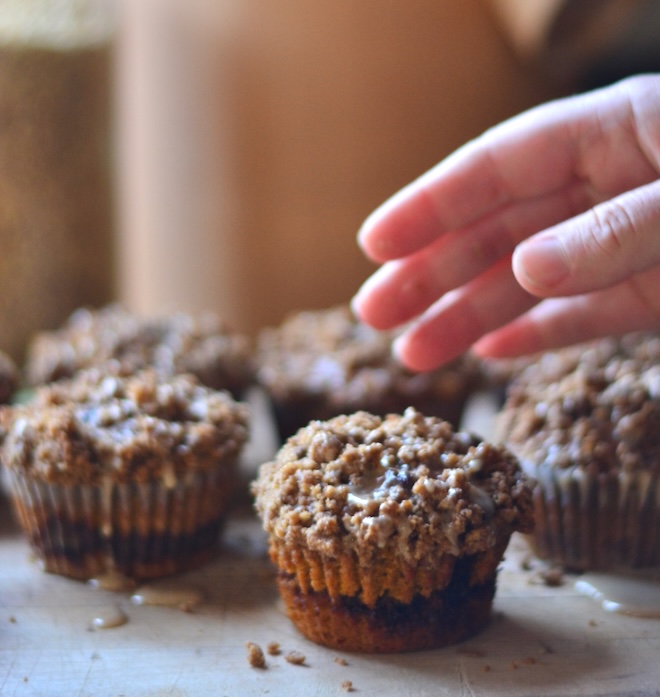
[1,0,660,361]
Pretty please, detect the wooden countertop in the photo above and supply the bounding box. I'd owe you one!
[2,393,660,696]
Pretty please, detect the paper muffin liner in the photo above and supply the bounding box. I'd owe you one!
[526,464,660,571]
[7,464,237,581]
[269,529,511,604]
[267,532,511,652]
[276,570,496,653]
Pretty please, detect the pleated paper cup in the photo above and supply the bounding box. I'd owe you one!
[7,464,237,581]
[525,463,660,571]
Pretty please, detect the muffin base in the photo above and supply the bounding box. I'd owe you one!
[529,466,660,571]
[22,518,224,581]
[8,467,236,581]
[276,557,497,653]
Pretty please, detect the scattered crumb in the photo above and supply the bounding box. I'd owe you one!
[526,561,566,587]
[8,616,16,623]
[23,677,28,683]
[482,665,491,673]
[540,566,564,587]
[334,657,349,666]
[522,656,537,666]
[285,651,307,666]
[538,642,555,655]
[341,680,355,692]
[267,642,281,656]
[510,661,518,670]
[588,619,598,627]
[245,642,267,669]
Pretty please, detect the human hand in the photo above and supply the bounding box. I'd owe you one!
[352,74,660,371]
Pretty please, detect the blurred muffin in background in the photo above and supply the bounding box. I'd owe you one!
[255,305,485,442]
[25,304,255,397]
[0,368,250,581]
[496,332,660,571]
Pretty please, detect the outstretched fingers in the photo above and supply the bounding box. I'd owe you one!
[358,75,660,269]
[353,180,589,330]
[354,75,660,370]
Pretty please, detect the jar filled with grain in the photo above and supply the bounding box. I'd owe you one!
[0,0,116,362]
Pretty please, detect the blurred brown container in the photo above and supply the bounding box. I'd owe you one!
[0,1,116,362]
[116,0,564,336]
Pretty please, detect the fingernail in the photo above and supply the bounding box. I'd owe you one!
[349,293,364,320]
[515,236,569,290]
[392,334,406,361]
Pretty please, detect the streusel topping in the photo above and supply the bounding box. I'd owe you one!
[256,306,480,405]
[253,408,533,562]
[25,304,254,394]
[0,369,250,485]
[496,332,660,475]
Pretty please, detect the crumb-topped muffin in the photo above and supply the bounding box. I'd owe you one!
[25,304,255,396]
[256,305,483,441]
[496,332,660,571]
[0,369,249,581]
[253,408,534,652]
[0,350,18,405]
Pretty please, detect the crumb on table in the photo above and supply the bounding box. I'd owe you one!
[267,641,281,656]
[245,642,266,669]
[541,566,564,587]
[285,650,307,666]
[341,680,355,692]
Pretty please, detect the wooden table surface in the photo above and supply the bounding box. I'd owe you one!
[2,393,660,697]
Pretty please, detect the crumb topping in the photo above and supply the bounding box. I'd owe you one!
[256,306,481,405]
[25,304,255,394]
[253,408,533,561]
[496,332,660,475]
[0,369,250,484]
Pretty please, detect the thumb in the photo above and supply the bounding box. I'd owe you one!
[512,180,660,298]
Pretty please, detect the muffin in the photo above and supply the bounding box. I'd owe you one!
[253,408,534,653]
[25,304,255,397]
[256,305,483,441]
[0,368,249,581]
[0,350,18,405]
[496,332,660,571]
